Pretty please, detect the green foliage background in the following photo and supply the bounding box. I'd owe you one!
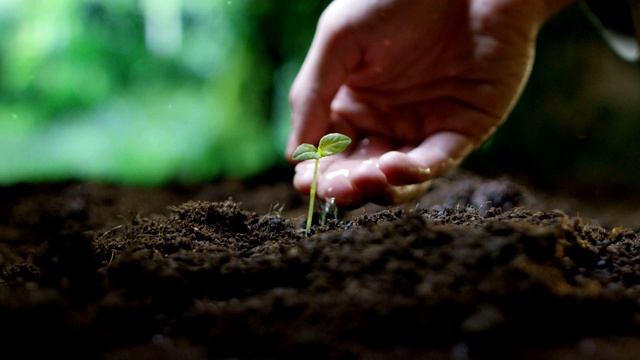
[0,0,330,185]
[0,1,638,198]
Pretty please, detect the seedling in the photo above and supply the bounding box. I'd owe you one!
[292,133,352,236]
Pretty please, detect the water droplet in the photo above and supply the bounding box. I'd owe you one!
[357,137,372,156]
[318,197,338,225]
[325,169,349,179]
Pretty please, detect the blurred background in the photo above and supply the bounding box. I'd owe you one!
[0,0,639,200]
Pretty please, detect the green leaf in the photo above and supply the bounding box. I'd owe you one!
[292,143,320,161]
[318,133,352,157]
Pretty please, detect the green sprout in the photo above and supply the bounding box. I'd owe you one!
[292,133,352,236]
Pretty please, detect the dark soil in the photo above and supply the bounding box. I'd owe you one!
[1,169,640,359]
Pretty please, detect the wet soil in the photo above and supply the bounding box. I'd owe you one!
[1,169,640,359]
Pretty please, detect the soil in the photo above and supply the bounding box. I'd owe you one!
[1,168,640,359]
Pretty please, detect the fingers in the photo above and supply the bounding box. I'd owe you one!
[292,131,476,208]
[286,4,361,161]
[293,156,432,208]
[293,158,365,207]
[292,134,394,207]
[350,159,433,205]
[379,131,475,186]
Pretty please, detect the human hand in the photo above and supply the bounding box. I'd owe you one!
[287,0,576,207]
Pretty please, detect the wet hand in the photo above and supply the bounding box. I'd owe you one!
[287,0,575,207]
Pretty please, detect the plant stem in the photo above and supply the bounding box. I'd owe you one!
[306,158,320,236]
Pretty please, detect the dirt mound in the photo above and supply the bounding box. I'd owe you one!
[1,171,639,359]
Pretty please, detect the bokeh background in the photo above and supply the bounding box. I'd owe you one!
[1,0,639,201]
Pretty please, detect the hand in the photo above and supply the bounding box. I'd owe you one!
[287,0,575,207]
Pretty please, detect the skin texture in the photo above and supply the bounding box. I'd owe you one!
[287,0,577,208]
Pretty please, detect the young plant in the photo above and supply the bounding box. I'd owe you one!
[292,133,352,236]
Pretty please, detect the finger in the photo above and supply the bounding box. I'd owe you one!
[293,134,394,207]
[349,155,433,206]
[316,161,362,207]
[315,134,394,205]
[293,157,364,207]
[286,5,362,161]
[349,159,391,204]
[295,156,436,208]
[292,160,316,195]
[378,131,475,185]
